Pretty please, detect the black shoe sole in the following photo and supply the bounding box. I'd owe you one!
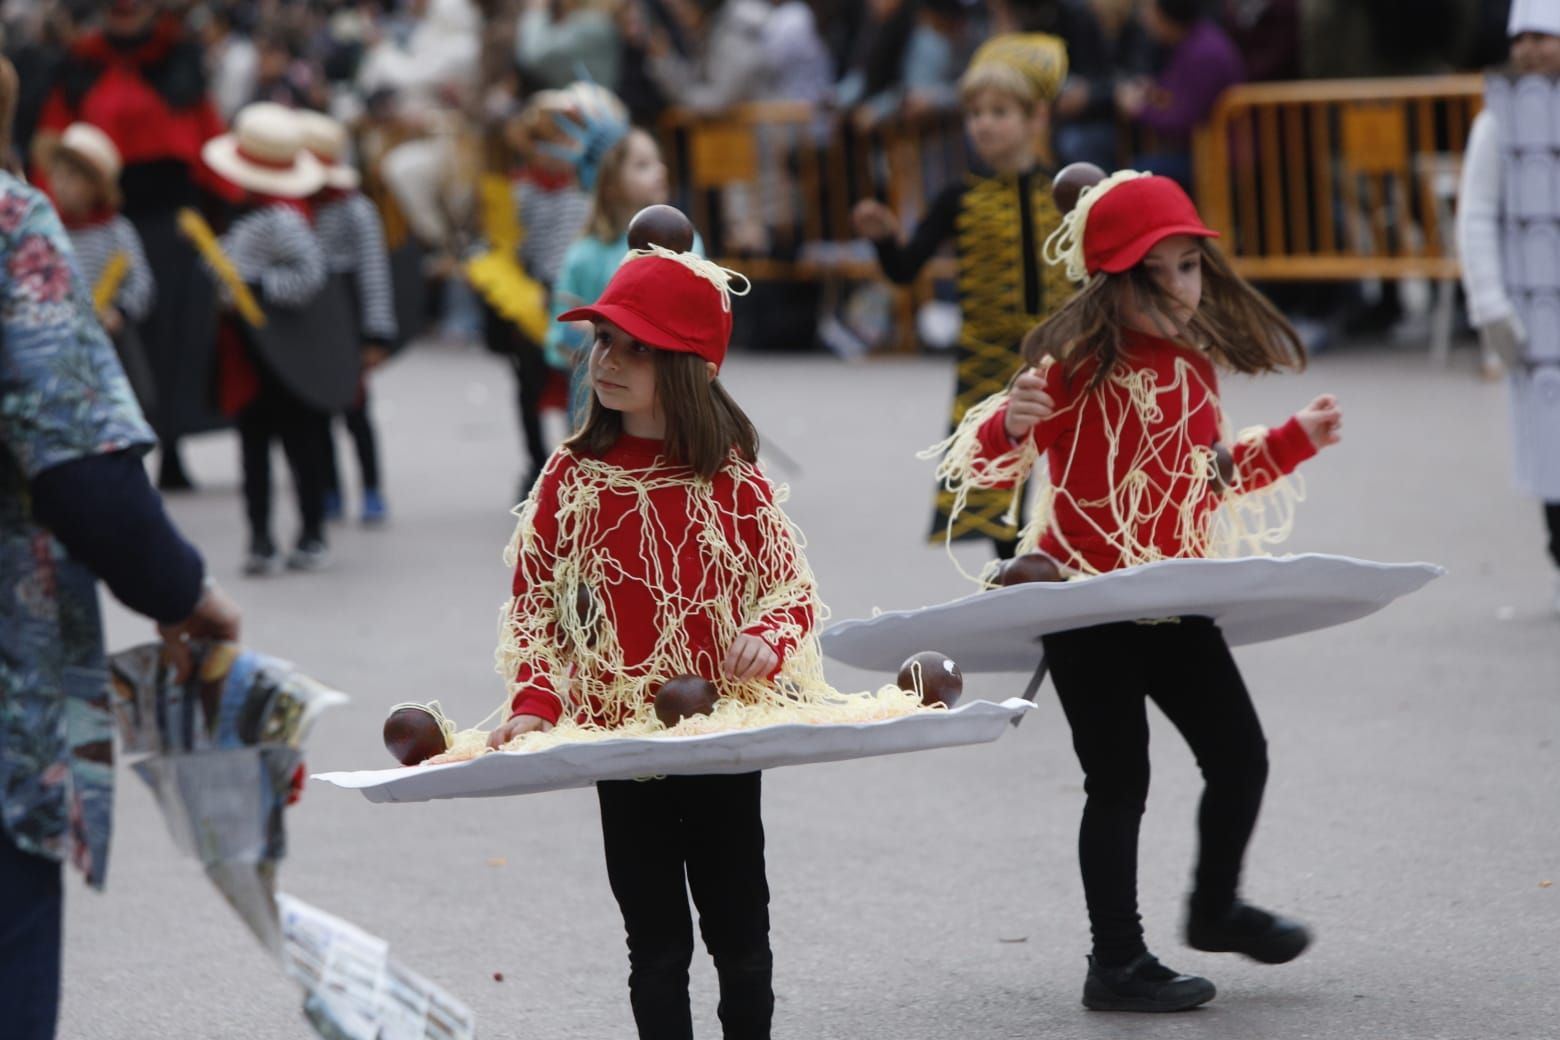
[1082,983,1216,1013]
[1186,926,1311,965]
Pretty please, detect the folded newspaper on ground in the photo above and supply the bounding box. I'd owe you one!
[279,894,476,1040]
[314,697,1034,804]
[819,554,1444,674]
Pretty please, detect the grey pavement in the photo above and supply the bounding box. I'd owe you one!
[65,337,1559,1039]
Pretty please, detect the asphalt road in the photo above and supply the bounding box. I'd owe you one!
[64,337,1559,1039]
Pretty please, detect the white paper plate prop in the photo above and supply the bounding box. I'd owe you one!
[819,554,1444,675]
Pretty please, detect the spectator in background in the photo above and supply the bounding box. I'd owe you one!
[1301,0,1477,79]
[1115,0,1243,190]
[3,0,86,165]
[516,0,624,90]
[833,0,917,118]
[763,0,835,105]
[1221,0,1298,81]
[642,0,775,114]
[194,2,259,121]
[252,28,314,108]
[850,0,978,129]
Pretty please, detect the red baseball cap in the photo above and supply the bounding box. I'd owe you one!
[559,254,732,369]
[1084,175,1219,275]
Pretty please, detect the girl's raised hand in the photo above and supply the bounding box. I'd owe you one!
[1296,394,1343,448]
[852,200,899,242]
[723,634,779,682]
[1004,368,1056,443]
[487,713,554,749]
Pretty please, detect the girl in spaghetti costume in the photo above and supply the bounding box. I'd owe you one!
[853,33,1072,556]
[935,173,1343,1011]
[479,246,921,1038]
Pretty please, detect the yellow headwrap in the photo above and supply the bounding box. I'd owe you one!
[962,33,1069,105]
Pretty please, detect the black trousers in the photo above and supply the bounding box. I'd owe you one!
[597,773,773,1040]
[237,363,331,547]
[322,386,382,496]
[480,303,550,475]
[1042,617,1269,965]
[0,828,63,1040]
[1546,502,1560,567]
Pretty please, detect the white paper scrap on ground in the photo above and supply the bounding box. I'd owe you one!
[820,554,1444,674]
[279,893,476,1040]
[314,697,1034,804]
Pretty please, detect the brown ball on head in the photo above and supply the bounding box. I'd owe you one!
[896,651,963,708]
[1052,162,1108,216]
[1211,443,1235,494]
[627,204,696,253]
[653,674,720,728]
[383,705,449,766]
[996,552,1066,586]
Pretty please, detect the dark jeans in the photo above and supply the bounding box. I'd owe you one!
[1042,617,1269,965]
[0,827,63,1040]
[597,772,773,1040]
[237,365,331,547]
[481,303,550,476]
[323,387,382,496]
[1546,502,1560,567]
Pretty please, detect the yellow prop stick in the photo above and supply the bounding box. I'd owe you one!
[176,207,266,328]
[92,251,129,318]
[465,250,549,342]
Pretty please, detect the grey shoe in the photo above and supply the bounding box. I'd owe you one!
[243,536,281,577]
[286,539,331,572]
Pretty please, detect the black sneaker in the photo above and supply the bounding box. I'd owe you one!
[1186,901,1311,965]
[286,538,332,572]
[1082,952,1216,1012]
[243,535,281,577]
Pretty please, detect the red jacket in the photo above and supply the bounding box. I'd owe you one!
[973,329,1316,574]
[509,435,813,726]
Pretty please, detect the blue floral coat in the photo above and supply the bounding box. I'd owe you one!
[0,172,155,887]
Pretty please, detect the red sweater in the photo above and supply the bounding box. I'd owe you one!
[974,330,1316,574]
[509,435,813,725]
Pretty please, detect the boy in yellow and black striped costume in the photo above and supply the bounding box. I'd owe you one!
[854,34,1073,556]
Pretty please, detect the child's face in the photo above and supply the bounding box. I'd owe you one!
[619,131,669,210]
[1512,32,1560,75]
[49,159,96,216]
[590,319,660,420]
[963,88,1042,171]
[1126,234,1203,336]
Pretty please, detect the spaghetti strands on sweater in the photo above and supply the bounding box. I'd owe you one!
[437,435,925,760]
[315,191,398,343]
[931,329,1314,580]
[65,214,155,322]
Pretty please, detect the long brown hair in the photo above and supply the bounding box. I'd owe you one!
[1021,239,1306,391]
[585,128,655,242]
[565,346,759,479]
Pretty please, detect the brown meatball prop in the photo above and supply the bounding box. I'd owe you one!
[1211,443,1235,494]
[996,552,1066,586]
[896,651,963,708]
[1052,162,1108,216]
[627,204,696,253]
[654,675,721,728]
[383,705,449,766]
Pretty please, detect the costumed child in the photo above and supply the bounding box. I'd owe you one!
[935,172,1343,1011]
[46,121,157,414]
[297,110,399,527]
[547,126,704,426]
[466,83,602,501]
[475,241,922,1038]
[853,32,1072,558]
[200,102,332,575]
[1456,0,1560,616]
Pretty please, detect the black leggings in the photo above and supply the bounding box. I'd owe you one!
[1042,617,1269,966]
[481,302,550,475]
[237,365,330,547]
[597,772,773,1040]
[322,387,382,496]
[1546,502,1560,567]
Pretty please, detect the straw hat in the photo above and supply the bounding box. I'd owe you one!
[56,122,122,207]
[202,102,326,199]
[293,109,360,191]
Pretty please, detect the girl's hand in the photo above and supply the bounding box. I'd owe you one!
[852,200,899,242]
[1296,394,1343,448]
[487,713,553,749]
[1003,368,1056,443]
[723,634,779,681]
